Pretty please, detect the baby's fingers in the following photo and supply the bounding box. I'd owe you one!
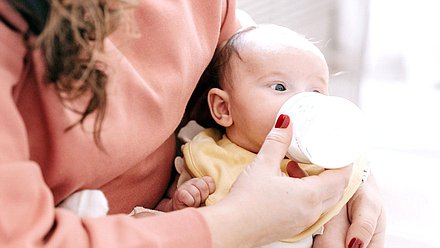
[193,176,215,204]
[175,188,196,208]
[177,177,215,208]
[200,176,216,194]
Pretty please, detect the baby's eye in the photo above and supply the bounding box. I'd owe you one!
[271,83,286,91]
[312,89,321,93]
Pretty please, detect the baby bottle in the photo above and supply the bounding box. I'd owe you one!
[277,92,368,168]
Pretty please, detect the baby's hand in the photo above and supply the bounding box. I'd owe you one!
[172,176,215,210]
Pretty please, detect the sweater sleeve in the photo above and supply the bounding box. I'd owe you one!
[0,3,220,248]
[1,163,211,247]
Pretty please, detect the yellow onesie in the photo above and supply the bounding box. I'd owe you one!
[182,128,368,243]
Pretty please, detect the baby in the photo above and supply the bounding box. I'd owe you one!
[170,24,368,247]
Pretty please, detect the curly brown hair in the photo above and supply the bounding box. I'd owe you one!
[9,0,137,150]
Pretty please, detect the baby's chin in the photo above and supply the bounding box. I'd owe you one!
[225,128,267,153]
[239,141,264,154]
[227,135,261,154]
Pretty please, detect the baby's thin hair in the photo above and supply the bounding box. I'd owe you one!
[182,26,256,129]
[212,26,257,89]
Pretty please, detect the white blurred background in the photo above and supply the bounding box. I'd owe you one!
[237,0,440,247]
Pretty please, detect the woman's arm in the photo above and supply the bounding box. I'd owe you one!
[0,7,213,246]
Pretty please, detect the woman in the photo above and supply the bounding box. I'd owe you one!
[0,0,385,247]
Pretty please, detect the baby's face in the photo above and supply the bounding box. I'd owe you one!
[224,26,329,153]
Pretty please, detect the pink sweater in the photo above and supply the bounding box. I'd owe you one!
[0,0,239,247]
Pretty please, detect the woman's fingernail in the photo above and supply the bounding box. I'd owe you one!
[348,237,363,248]
[275,114,290,129]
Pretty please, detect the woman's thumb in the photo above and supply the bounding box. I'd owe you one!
[254,114,292,171]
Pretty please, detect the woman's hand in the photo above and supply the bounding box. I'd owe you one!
[313,174,386,248]
[346,174,386,247]
[313,205,350,248]
[199,115,352,247]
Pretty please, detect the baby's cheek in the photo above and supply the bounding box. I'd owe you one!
[256,125,273,149]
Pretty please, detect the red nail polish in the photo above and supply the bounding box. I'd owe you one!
[275,114,290,129]
[348,238,363,248]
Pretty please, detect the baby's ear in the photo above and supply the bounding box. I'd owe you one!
[207,88,233,127]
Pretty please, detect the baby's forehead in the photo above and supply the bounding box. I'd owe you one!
[239,24,320,54]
